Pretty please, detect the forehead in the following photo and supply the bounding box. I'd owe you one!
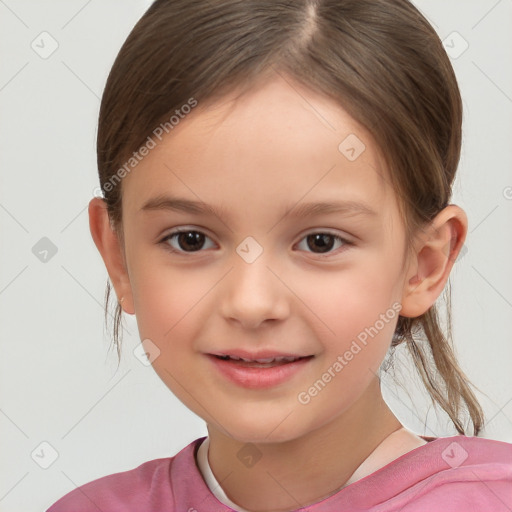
[122,75,396,226]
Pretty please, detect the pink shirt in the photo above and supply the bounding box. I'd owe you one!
[47,434,512,511]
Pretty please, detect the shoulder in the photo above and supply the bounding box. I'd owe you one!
[46,457,175,512]
[45,438,207,512]
[384,435,512,512]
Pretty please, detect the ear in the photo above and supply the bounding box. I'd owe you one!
[88,197,135,315]
[400,205,467,318]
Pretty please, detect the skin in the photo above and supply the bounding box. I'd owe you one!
[89,74,467,511]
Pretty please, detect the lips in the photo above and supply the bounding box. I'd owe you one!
[210,349,311,360]
[207,351,314,388]
[214,354,305,367]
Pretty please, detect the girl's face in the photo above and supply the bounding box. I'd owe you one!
[119,76,414,443]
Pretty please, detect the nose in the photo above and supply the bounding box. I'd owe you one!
[219,254,290,330]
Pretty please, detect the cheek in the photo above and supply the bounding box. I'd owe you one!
[130,262,219,346]
[287,264,400,398]
[292,274,399,432]
[291,262,400,344]
[130,266,210,399]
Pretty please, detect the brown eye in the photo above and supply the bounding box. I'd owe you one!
[296,232,349,256]
[306,234,336,253]
[162,230,215,253]
[176,232,205,251]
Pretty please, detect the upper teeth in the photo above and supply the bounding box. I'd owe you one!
[223,355,300,363]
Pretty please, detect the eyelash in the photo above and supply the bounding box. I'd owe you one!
[159,228,353,258]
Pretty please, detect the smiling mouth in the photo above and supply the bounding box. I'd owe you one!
[212,354,313,368]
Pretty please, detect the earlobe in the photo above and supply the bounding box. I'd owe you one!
[399,205,467,318]
[88,197,135,315]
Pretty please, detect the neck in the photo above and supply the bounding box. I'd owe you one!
[206,377,402,512]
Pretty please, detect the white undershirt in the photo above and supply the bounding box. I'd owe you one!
[196,436,250,511]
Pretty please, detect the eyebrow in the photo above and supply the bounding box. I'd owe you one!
[140,194,378,221]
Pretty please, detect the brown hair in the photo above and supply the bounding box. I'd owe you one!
[96,0,484,435]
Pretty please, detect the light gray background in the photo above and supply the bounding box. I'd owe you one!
[0,1,511,511]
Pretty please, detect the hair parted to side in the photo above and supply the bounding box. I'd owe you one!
[96,0,484,435]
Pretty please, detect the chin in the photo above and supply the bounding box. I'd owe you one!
[216,411,316,445]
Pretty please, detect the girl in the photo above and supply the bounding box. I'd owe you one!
[47,0,512,510]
